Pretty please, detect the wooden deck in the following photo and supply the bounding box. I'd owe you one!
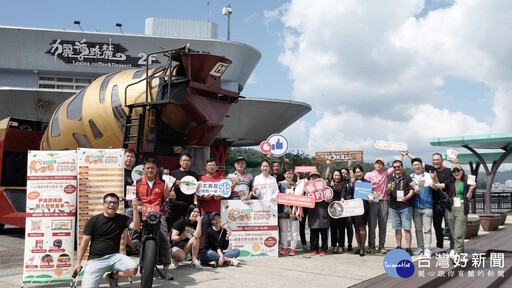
[351,216,512,288]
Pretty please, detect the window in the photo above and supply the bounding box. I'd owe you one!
[73,133,93,148]
[38,76,94,91]
[66,88,87,121]
[51,104,62,138]
[88,119,104,140]
[111,85,126,131]
[99,73,116,104]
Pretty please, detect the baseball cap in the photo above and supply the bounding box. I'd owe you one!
[451,164,462,171]
[308,171,321,179]
[235,156,245,162]
[374,158,385,165]
[211,212,221,219]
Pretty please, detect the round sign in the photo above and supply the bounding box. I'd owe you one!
[266,134,289,157]
[131,164,144,183]
[328,201,345,218]
[180,176,198,195]
[259,141,272,154]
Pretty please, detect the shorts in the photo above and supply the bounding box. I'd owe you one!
[171,240,187,250]
[81,253,137,288]
[390,207,412,230]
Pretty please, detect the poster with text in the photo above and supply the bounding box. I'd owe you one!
[23,150,77,285]
[77,148,124,260]
[220,200,278,258]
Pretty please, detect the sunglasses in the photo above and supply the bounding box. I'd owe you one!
[392,166,402,169]
[452,168,461,173]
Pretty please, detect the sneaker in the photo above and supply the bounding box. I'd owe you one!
[413,248,423,255]
[171,258,179,269]
[230,259,240,267]
[185,253,192,261]
[208,261,217,268]
[279,248,288,255]
[191,259,203,270]
[302,245,309,252]
[405,248,413,256]
[366,246,376,254]
[347,244,353,251]
[354,248,361,255]
[423,248,431,258]
[431,247,443,254]
[395,246,402,250]
[378,246,387,254]
[162,267,174,280]
[319,250,327,256]
[311,250,318,256]
[105,272,120,288]
[289,249,296,256]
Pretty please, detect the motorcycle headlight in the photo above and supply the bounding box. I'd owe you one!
[147,211,159,225]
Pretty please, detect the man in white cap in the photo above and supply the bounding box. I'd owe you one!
[364,158,394,254]
[227,156,253,200]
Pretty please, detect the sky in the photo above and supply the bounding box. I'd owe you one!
[1,0,512,169]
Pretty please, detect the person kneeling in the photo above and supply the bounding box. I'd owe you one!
[200,212,241,267]
[171,204,203,269]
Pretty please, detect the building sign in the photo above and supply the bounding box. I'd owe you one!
[315,151,364,163]
[46,38,161,68]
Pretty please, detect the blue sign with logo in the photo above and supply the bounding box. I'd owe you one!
[383,249,415,278]
[266,134,289,157]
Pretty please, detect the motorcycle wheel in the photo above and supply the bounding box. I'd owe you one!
[140,239,157,288]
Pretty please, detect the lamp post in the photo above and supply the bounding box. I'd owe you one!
[222,4,232,40]
[73,20,83,32]
[116,23,123,34]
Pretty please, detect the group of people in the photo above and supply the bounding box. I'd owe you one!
[74,148,475,287]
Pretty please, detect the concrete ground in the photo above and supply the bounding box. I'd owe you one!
[0,213,503,288]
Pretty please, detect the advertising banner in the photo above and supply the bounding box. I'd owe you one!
[23,150,77,285]
[328,199,364,218]
[77,148,124,260]
[315,151,364,163]
[220,200,278,258]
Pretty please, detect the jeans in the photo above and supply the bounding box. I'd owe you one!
[199,248,240,265]
[390,207,412,230]
[368,200,389,247]
[413,208,433,250]
[81,253,137,288]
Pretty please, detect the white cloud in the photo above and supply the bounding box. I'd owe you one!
[272,0,512,166]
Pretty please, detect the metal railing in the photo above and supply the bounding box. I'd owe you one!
[473,190,512,212]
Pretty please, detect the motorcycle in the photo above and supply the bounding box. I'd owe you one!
[139,203,167,288]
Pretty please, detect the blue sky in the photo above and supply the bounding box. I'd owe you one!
[2,0,511,169]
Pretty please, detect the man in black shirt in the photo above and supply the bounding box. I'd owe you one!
[74,193,140,288]
[386,160,415,255]
[123,148,136,208]
[403,151,454,254]
[169,152,198,227]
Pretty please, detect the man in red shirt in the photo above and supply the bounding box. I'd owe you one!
[135,157,173,280]
[198,158,225,245]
